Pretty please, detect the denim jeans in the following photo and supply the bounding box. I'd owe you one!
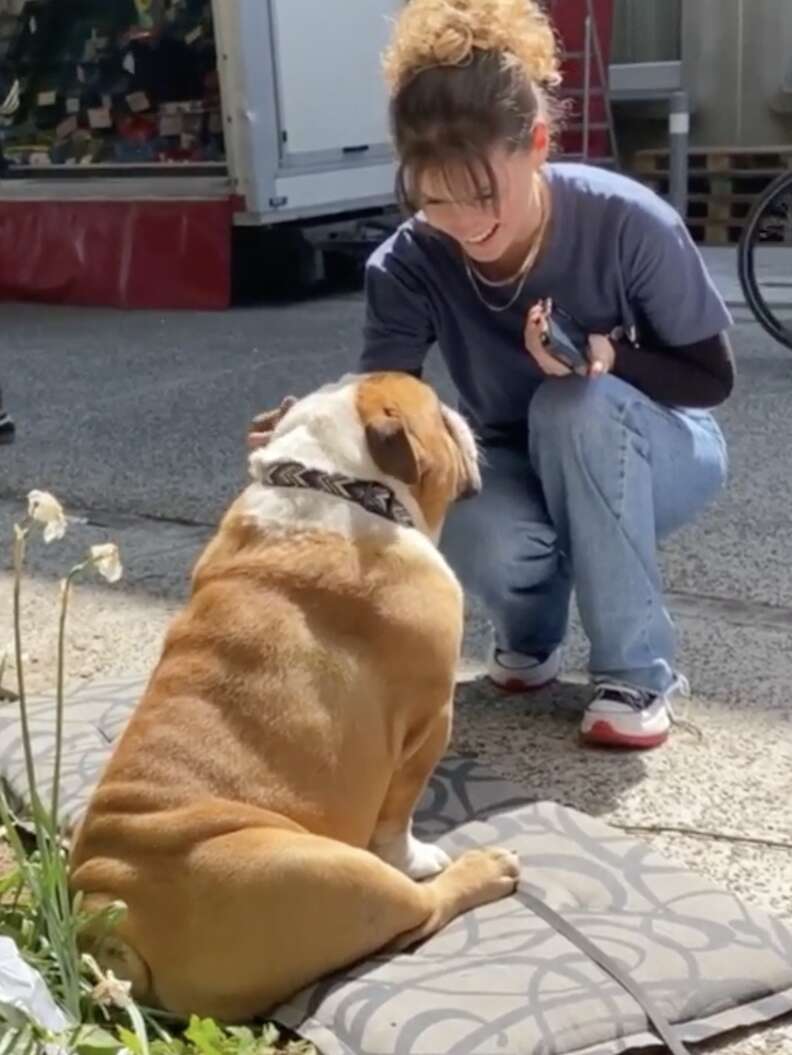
[441,375,728,694]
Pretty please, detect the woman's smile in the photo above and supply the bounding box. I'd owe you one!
[464,221,501,246]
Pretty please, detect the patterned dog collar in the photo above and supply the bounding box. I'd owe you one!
[258,460,415,529]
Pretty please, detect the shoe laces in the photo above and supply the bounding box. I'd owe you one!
[662,675,704,742]
[592,682,655,711]
[592,678,703,740]
[670,713,704,742]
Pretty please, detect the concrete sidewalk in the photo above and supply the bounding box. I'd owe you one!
[0,252,790,1052]
[701,247,749,307]
[702,246,792,315]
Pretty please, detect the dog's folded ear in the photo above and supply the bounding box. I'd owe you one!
[365,412,420,485]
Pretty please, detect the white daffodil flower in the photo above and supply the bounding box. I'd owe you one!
[26,490,67,544]
[89,543,123,583]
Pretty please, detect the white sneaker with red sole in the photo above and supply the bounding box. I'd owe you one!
[487,647,562,693]
[580,674,691,750]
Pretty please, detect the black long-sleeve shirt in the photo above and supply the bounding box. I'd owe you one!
[612,331,735,408]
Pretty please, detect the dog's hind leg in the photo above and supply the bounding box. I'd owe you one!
[148,825,519,1022]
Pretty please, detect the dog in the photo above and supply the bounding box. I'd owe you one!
[70,372,520,1021]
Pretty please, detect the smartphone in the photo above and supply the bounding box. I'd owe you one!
[544,309,590,371]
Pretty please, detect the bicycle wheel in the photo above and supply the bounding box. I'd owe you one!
[738,171,792,350]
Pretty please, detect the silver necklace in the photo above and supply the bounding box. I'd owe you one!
[463,182,549,313]
[470,257,530,288]
[463,254,534,313]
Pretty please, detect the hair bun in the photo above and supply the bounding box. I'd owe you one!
[383,0,561,92]
[432,22,475,67]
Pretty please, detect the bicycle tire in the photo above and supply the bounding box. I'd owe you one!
[737,170,792,350]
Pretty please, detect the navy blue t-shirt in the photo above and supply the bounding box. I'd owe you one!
[361,163,732,443]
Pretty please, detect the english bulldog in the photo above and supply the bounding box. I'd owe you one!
[70,372,520,1021]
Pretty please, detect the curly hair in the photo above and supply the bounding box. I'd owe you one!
[384,1,563,214]
[383,0,561,93]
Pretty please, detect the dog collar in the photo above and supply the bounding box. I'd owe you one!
[258,460,415,529]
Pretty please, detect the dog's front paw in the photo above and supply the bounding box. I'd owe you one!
[373,830,451,880]
[405,838,452,880]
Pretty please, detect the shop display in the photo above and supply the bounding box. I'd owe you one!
[0,0,225,170]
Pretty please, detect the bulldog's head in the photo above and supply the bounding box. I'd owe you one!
[355,372,481,534]
[248,372,481,538]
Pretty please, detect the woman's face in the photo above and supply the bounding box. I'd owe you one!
[416,125,548,265]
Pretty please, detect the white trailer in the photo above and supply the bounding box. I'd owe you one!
[217,0,400,226]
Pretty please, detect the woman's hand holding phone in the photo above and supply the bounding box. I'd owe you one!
[524,299,615,378]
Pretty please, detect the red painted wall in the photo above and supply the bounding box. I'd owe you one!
[0,197,232,309]
[550,0,615,159]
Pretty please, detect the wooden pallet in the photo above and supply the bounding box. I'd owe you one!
[635,145,792,176]
[683,194,752,246]
[686,220,747,246]
[633,146,792,244]
[643,171,781,197]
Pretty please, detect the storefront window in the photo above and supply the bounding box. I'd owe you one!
[0,0,224,170]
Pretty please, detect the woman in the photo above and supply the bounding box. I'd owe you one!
[359,0,734,749]
[0,387,13,444]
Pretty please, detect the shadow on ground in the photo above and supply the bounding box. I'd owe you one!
[452,676,649,818]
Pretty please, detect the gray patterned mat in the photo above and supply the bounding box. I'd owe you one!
[1,681,791,1054]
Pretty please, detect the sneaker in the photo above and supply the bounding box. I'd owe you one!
[0,412,14,445]
[487,646,562,693]
[580,674,691,750]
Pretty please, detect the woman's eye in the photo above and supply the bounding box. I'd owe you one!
[422,193,495,209]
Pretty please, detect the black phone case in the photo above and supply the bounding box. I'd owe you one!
[546,310,590,370]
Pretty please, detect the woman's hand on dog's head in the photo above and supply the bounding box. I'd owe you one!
[247,396,297,450]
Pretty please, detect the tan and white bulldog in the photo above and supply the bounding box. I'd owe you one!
[70,372,520,1022]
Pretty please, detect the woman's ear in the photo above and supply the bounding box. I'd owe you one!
[531,119,550,164]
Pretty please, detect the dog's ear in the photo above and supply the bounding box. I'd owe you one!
[365,411,420,485]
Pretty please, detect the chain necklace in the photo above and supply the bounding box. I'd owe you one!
[463,179,550,314]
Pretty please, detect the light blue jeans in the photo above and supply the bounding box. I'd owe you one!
[441,375,728,694]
